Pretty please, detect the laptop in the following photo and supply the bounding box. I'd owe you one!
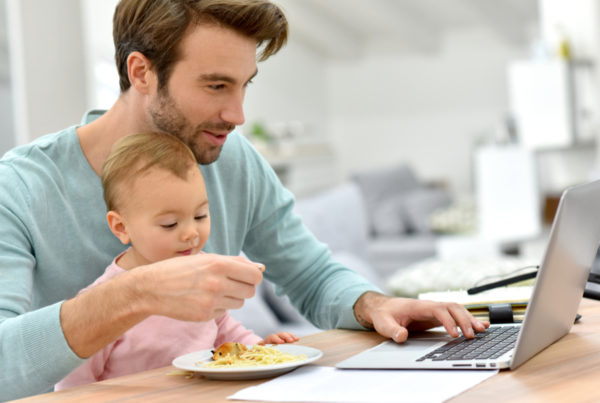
[337,179,600,371]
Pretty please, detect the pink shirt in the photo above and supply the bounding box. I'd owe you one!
[55,256,262,390]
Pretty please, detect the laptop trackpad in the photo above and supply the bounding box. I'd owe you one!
[336,337,448,369]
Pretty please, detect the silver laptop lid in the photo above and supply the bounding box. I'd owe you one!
[511,180,600,369]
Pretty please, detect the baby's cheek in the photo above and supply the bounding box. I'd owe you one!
[144,236,177,261]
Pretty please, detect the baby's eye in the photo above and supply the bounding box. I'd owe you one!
[160,223,177,229]
[195,215,208,221]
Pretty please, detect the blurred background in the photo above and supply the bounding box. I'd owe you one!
[2,1,598,194]
[2,1,600,297]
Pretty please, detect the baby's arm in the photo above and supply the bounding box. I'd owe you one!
[259,331,299,345]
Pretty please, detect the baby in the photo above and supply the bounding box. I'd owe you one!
[56,132,297,390]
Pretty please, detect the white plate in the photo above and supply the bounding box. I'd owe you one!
[172,344,323,380]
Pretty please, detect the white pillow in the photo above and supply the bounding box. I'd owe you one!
[403,188,452,233]
[370,194,409,237]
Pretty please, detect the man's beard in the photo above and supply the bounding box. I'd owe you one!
[149,89,234,164]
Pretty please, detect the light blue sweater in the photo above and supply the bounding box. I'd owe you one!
[0,111,378,400]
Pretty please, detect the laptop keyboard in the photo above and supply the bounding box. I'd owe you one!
[416,325,520,361]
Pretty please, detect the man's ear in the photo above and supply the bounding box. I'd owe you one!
[106,211,131,245]
[127,51,156,95]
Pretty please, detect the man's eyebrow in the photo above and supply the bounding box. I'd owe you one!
[199,70,258,84]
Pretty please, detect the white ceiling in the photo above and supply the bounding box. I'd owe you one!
[277,0,539,59]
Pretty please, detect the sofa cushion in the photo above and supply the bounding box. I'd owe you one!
[369,186,452,237]
[352,164,420,235]
[366,235,437,279]
[370,194,408,237]
[294,182,369,257]
[403,187,452,233]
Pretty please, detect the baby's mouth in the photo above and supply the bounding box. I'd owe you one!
[177,248,193,256]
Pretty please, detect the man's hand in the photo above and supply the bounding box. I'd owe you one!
[133,253,265,321]
[353,291,489,342]
[61,253,264,358]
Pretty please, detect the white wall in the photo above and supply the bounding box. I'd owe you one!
[242,40,329,143]
[80,0,120,109]
[6,0,87,143]
[0,82,13,155]
[538,0,600,183]
[328,27,530,194]
[0,0,13,156]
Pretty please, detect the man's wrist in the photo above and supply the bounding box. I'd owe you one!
[113,268,153,317]
[353,291,389,330]
[60,267,151,358]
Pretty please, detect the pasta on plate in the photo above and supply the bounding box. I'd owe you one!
[201,343,307,368]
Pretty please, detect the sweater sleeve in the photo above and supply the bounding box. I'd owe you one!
[54,274,119,391]
[54,341,113,391]
[0,164,84,400]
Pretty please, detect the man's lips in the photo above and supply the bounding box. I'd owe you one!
[203,131,228,146]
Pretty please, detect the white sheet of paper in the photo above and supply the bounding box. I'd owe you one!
[228,366,498,403]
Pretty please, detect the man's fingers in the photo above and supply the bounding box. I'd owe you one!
[447,303,475,338]
[375,315,409,343]
[221,295,246,310]
[226,263,264,285]
[222,279,258,300]
[474,318,490,332]
[430,306,460,338]
[197,254,264,286]
[230,255,266,272]
[441,303,489,338]
[143,254,268,322]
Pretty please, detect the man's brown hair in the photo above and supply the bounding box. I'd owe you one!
[101,131,199,211]
[113,0,288,92]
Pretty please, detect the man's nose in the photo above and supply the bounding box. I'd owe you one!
[221,92,245,126]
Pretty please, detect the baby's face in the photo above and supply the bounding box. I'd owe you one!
[119,166,210,265]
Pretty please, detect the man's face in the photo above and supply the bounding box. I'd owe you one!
[148,24,258,164]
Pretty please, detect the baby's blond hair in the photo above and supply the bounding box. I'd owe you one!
[101,132,199,211]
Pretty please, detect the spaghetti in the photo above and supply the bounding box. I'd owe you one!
[201,345,306,368]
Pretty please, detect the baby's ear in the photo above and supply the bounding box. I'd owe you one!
[106,211,130,245]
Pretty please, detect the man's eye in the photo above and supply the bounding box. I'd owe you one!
[161,223,177,229]
[209,84,225,90]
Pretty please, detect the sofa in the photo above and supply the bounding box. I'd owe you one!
[230,164,453,337]
[337,164,452,278]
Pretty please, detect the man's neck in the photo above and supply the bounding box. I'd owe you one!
[77,95,151,176]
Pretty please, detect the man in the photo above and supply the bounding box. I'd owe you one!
[0,0,486,399]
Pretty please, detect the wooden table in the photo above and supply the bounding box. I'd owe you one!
[14,298,600,403]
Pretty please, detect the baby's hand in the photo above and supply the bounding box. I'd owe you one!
[259,331,299,345]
